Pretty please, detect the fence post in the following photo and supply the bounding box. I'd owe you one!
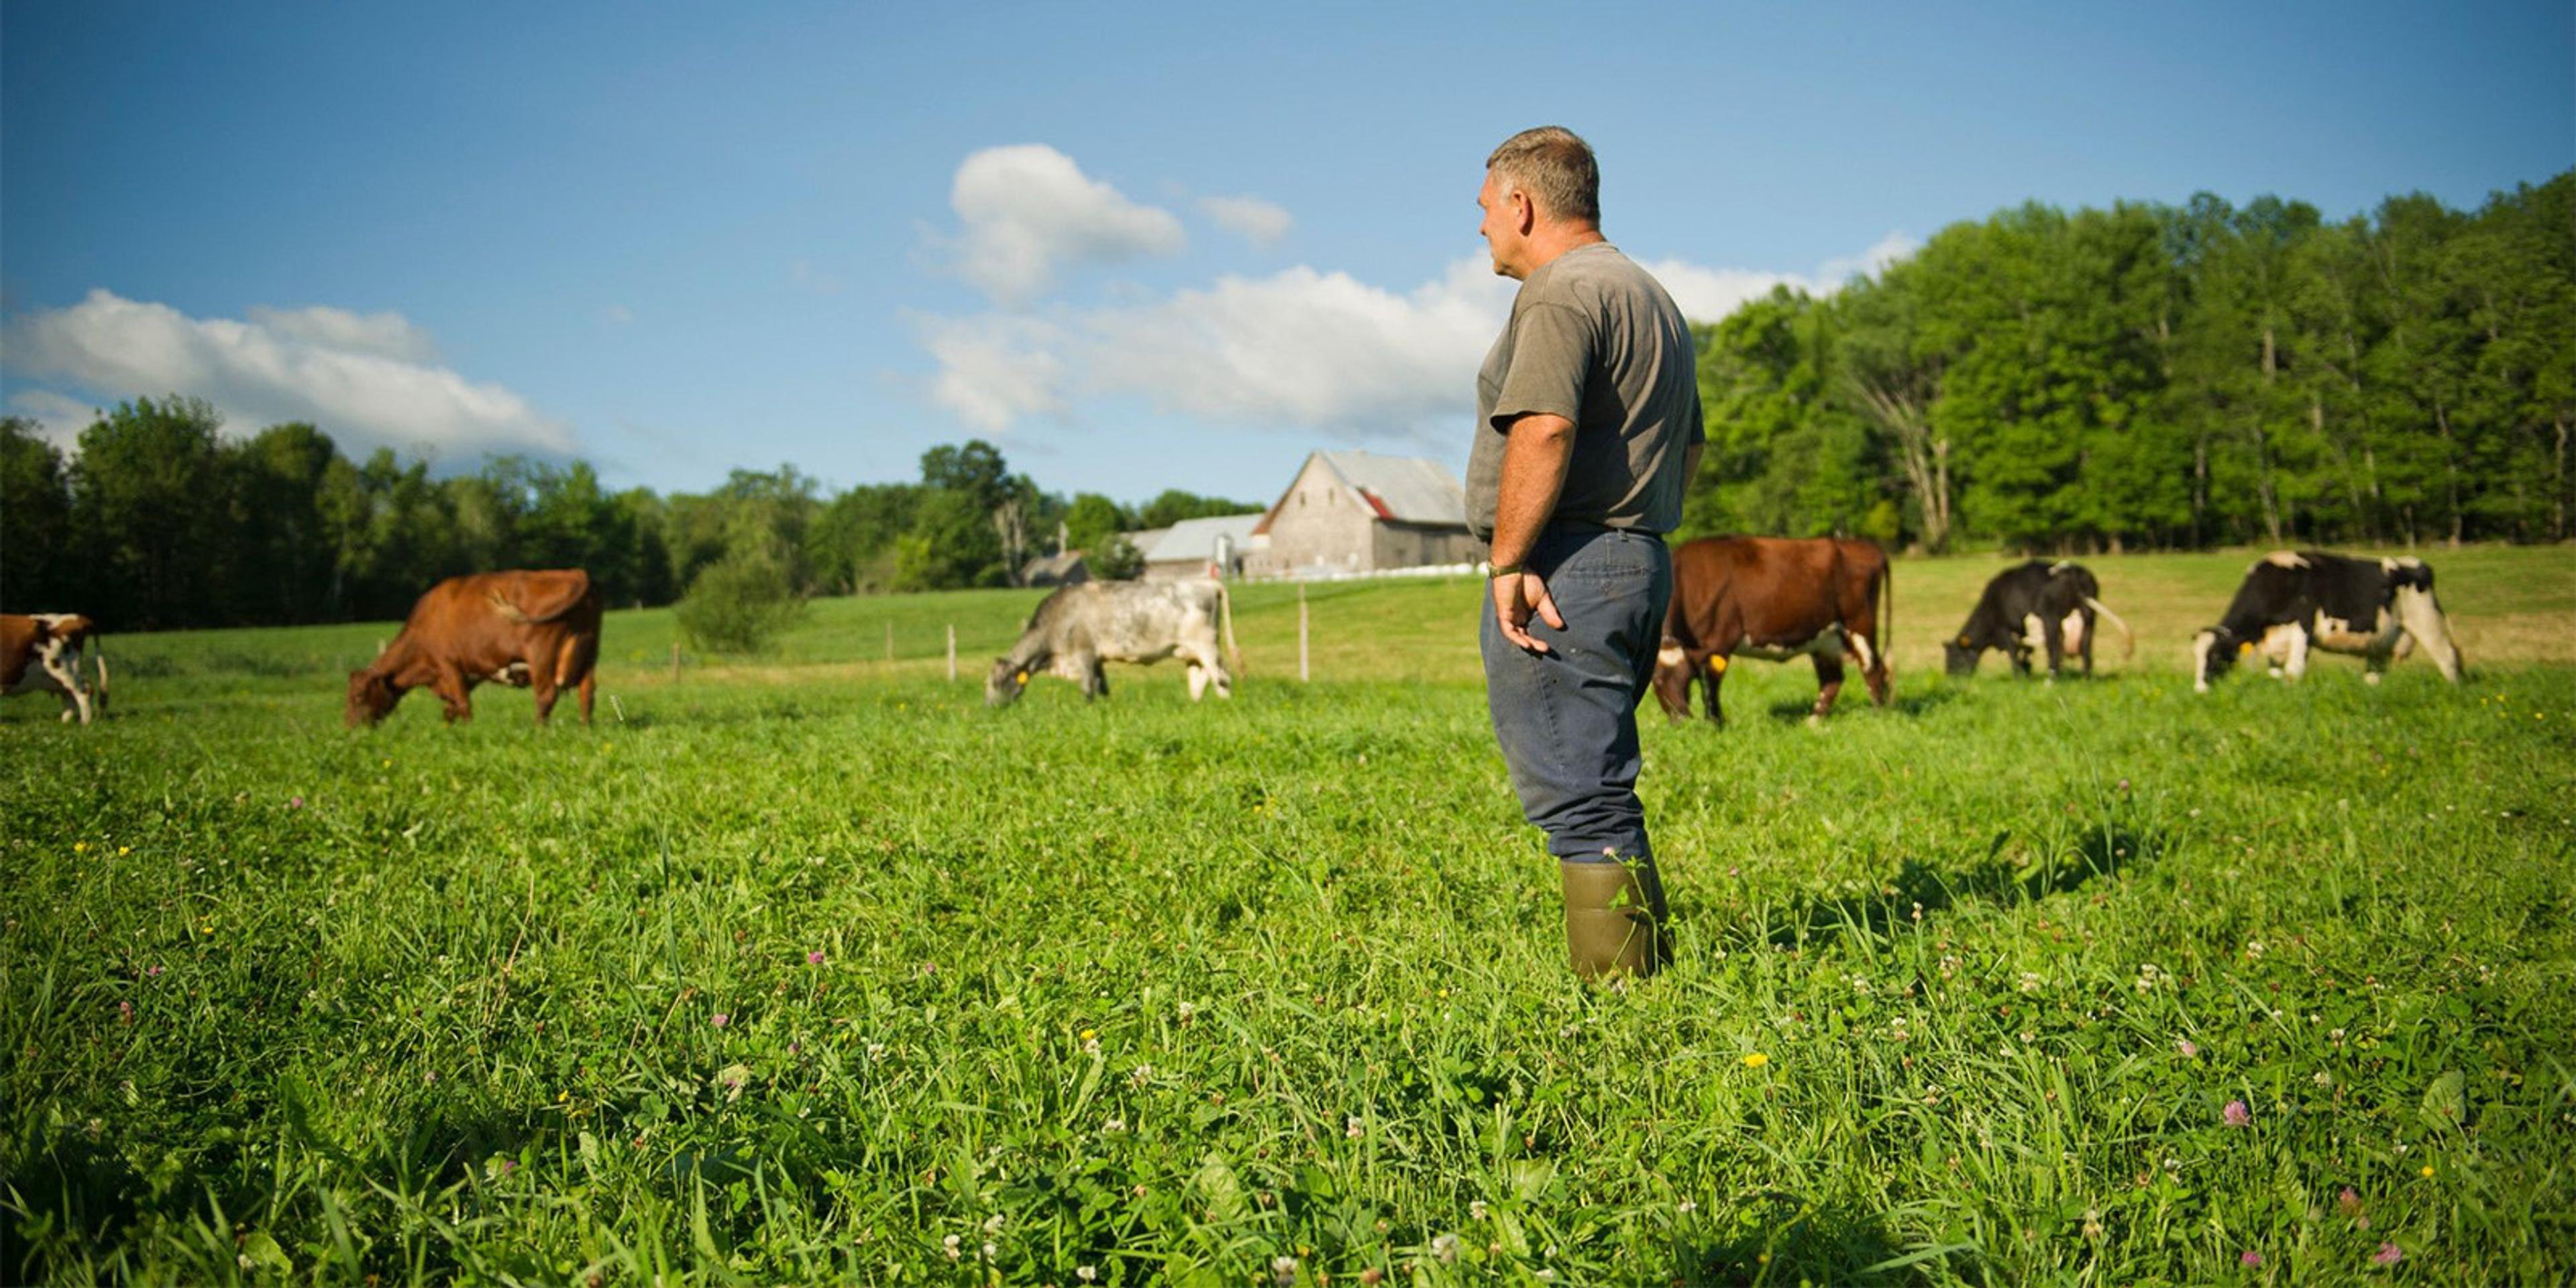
[669,640,681,682]
[947,625,957,682]
[1299,584,1309,684]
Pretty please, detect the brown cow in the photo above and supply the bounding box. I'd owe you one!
[4,612,107,724]
[346,570,601,727]
[1652,537,1892,725]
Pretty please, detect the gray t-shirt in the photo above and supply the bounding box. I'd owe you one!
[1466,242,1703,541]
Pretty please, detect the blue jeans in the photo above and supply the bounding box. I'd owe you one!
[1480,526,1674,865]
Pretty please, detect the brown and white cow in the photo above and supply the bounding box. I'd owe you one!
[1652,537,1892,725]
[346,570,602,726]
[3,612,107,724]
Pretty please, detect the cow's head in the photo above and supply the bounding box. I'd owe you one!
[1944,633,1984,678]
[345,669,400,726]
[985,654,1040,708]
[2190,627,2243,693]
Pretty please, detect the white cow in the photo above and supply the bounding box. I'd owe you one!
[987,580,1244,705]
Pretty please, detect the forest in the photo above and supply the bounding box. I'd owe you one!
[0,410,1252,630]
[1681,172,2572,551]
[3,172,2566,631]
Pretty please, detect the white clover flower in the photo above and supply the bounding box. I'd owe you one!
[942,1234,961,1261]
[1431,1233,1459,1264]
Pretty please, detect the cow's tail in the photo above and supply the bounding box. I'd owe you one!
[2083,596,2137,659]
[1876,557,1893,674]
[1218,582,1246,678]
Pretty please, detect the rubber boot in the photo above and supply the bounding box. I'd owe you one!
[1560,859,1666,981]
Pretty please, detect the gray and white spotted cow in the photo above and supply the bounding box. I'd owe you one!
[987,580,1244,706]
[2192,551,2463,692]
[3,612,109,724]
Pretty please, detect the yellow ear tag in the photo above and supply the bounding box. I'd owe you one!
[1707,655,1728,674]
[2238,641,2254,655]
[1959,637,1972,646]
[1015,670,1029,684]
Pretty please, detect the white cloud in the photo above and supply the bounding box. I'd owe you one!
[943,144,1185,305]
[1817,231,1921,286]
[1199,195,1294,248]
[241,304,440,362]
[1641,231,1917,323]
[914,233,1913,442]
[5,388,101,449]
[1638,260,1827,325]
[3,289,574,460]
[918,313,1068,432]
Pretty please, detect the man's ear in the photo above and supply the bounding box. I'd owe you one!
[1511,187,1538,233]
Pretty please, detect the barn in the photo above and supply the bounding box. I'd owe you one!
[1244,449,1479,578]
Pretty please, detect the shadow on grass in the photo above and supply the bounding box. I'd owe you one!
[1676,1192,1970,1285]
[1748,820,2170,952]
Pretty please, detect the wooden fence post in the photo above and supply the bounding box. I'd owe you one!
[1299,584,1309,684]
[947,625,957,682]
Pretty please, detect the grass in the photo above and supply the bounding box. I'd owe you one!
[4,547,2573,1284]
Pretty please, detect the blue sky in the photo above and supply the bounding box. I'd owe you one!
[5,0,2568,506]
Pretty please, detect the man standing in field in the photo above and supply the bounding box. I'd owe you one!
[1469,126,1703,981]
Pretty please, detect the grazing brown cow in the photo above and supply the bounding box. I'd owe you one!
[1652,537,1892,725]
[346,570,601,727]
[3,612,107,724]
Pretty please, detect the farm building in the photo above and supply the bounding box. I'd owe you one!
[1244,449,1479,578]
[1138,514,1265,581]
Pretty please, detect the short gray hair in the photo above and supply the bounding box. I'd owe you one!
[1486,126,1599,227]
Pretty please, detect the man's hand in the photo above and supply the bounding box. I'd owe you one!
[1492,569,1565,654]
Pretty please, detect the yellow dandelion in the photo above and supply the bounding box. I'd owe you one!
[1079,1028,1097,1042]
[118,846,131,856]
[74,842,88,854]
[2420,1165,2434,1178]
[1741,1053,1770,1069]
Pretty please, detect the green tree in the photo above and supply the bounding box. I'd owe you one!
[1,418,75,611]
[72,396,230,628]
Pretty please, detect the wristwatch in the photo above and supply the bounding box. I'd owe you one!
[1490,561,1524,578]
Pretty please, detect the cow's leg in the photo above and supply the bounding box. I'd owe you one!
[1811,651,1846,722]
[40,652,91,724]
[2079,610,2097,677]
[529,656,560,726]
[2393,586,2463,682]
[1699,650,1729,726]
[1199,645,1233,700]
[2282,626,2310,682]
[1186,661,1208,701]
[1851,631,1890,706]
[431,663,474,722]
[1077,653,1108,700]
[578,669,596,724]
[2041,614,2067,680]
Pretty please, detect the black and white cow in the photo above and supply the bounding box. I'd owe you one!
[2192,551,2463,692]
[987,580,1244,706]
[1945,560,2135,679]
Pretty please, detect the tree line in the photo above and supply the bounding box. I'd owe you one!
[0,402,1253,631]
[1682,170,2572,551]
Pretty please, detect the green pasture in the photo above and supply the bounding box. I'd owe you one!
[5,547,2573,1284]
